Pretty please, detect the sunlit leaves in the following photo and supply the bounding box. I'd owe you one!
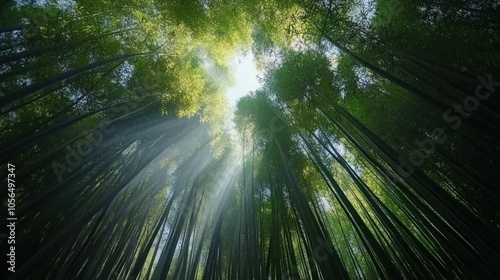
[3,0,500,279]
[200,3,253,65]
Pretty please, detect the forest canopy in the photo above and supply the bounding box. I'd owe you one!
[1,0,500,279]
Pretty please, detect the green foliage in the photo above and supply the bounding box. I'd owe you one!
[1,0,500,279]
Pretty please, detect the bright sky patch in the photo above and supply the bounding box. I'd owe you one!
[225,52,262,110]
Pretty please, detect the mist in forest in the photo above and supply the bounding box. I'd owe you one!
[1,0,500,279]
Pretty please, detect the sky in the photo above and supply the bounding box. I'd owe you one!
[225,52,262,110]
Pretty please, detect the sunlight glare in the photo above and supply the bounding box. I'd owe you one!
[226,52,262,110]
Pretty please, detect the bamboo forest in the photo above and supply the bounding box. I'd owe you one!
[1,0,500,279]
